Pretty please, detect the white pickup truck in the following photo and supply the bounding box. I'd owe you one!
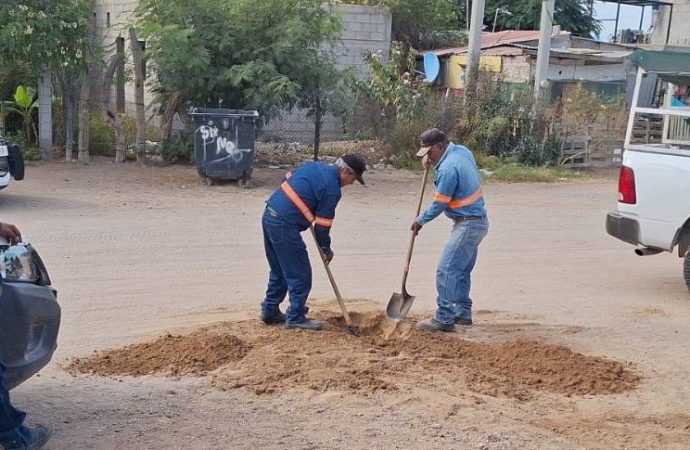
[606,49,690,292]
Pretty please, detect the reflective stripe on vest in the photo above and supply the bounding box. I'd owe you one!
[448,187,483,209]
[281,181,315,222]
[314,217,333,227]
[280,181,334,228]
[434,193,452,203]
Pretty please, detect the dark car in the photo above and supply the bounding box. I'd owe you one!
[0,134,25,190]
[0,238,60,389]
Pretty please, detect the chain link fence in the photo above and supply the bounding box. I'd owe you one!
[255,106,388,167]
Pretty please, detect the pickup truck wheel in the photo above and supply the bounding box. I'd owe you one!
[685,248,690,293]
[8,144,25,181]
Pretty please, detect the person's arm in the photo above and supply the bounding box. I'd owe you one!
[0,221,22,245]
[313,194,339,261]
[416,168,458,226]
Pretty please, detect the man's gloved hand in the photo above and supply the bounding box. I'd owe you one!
[322,248,334,263]
[411,220,423,236]
[0,222,22,245]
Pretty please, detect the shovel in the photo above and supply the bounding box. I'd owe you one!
[386,166,430,322]
[309,225,359,336]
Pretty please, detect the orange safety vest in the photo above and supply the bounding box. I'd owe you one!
[433,187,483,209]
[280,174,334,228]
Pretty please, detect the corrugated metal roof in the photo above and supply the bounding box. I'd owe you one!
[423,30,542,57]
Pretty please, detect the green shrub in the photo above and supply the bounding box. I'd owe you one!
[161,129,194,163]
[89,112,116,157]
[4,130,40,161]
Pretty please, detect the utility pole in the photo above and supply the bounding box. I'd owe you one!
[534,0,554,102]
[466,0,485,96]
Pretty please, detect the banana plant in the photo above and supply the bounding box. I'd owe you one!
[3,85,39,144]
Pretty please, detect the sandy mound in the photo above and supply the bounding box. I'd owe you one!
[67,311,639,399]
[68,331,250,376]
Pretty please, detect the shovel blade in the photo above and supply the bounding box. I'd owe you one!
[386,292,416,322]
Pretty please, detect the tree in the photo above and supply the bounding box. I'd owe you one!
[3,85,38,144]
[0,0,97,160]
[483,0,601,38]
[135,0,342,144]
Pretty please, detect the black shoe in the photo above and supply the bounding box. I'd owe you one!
[27,425,54,450]
[415,318,455,332]
[285,319,323,330]
[454,316,473,326]
[260,311,286,324]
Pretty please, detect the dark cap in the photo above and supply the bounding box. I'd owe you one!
[341,154,367,185]
[417,128,447,157]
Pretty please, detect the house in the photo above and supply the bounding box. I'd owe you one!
[420,30,633,103]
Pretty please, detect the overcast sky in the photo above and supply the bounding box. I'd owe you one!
[592,1,653,41]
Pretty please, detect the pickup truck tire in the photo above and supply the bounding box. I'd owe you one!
[685,248,690,293]
[8,144,25,181]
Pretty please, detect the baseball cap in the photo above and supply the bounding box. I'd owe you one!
[416,128,447,157]
[341,154,367,185]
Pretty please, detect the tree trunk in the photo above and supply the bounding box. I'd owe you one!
[75,16,97,162]
[77,73,93,162]
[101,54,127,163]
[313,97,322,161]
[130,28,146,164]
[63,89,76,161]
[160,91,184,144]
[176,102,191,127]
[38,70,53,160]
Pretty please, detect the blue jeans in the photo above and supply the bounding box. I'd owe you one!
[260,209,312,323]
[0,306,31,450]
[435,217,489,325]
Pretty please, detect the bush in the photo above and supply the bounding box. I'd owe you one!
[161,128,194,163]
[89,112,116,157]
[4,130,40,161]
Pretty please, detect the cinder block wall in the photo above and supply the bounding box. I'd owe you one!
[650,1,690,47]
[93,0,155,119]
[327,4,392,77]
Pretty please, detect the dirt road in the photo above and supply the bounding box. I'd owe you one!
[3,159,690,449]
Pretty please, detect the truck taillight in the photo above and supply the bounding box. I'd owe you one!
[618,165,636,204]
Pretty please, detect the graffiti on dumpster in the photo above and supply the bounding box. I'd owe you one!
[196,121,251,164]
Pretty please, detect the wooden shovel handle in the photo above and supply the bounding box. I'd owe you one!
[401,167,430,287]
[309,224,354,326]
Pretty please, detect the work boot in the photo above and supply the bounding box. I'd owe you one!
[454,316,473,326]
[415,318,455,332]
[285,319,323,331]
[27,425,54,450]
[260,310,286,325]
[1,425,53,450]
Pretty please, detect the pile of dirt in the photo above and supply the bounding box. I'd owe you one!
[67,331,250,377]
[68,311,639,399]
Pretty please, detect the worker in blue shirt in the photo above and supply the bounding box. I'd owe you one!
[261,154,367,330]
[0,220,53,450]
[411,128,489,332]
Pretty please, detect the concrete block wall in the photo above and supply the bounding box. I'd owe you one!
[650,1,690,47]
[499,55,532,84]
[93,0,157,120]
[326,4,392,77]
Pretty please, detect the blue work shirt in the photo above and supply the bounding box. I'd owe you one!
[417,142,486,225]
[266,161,341,254]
